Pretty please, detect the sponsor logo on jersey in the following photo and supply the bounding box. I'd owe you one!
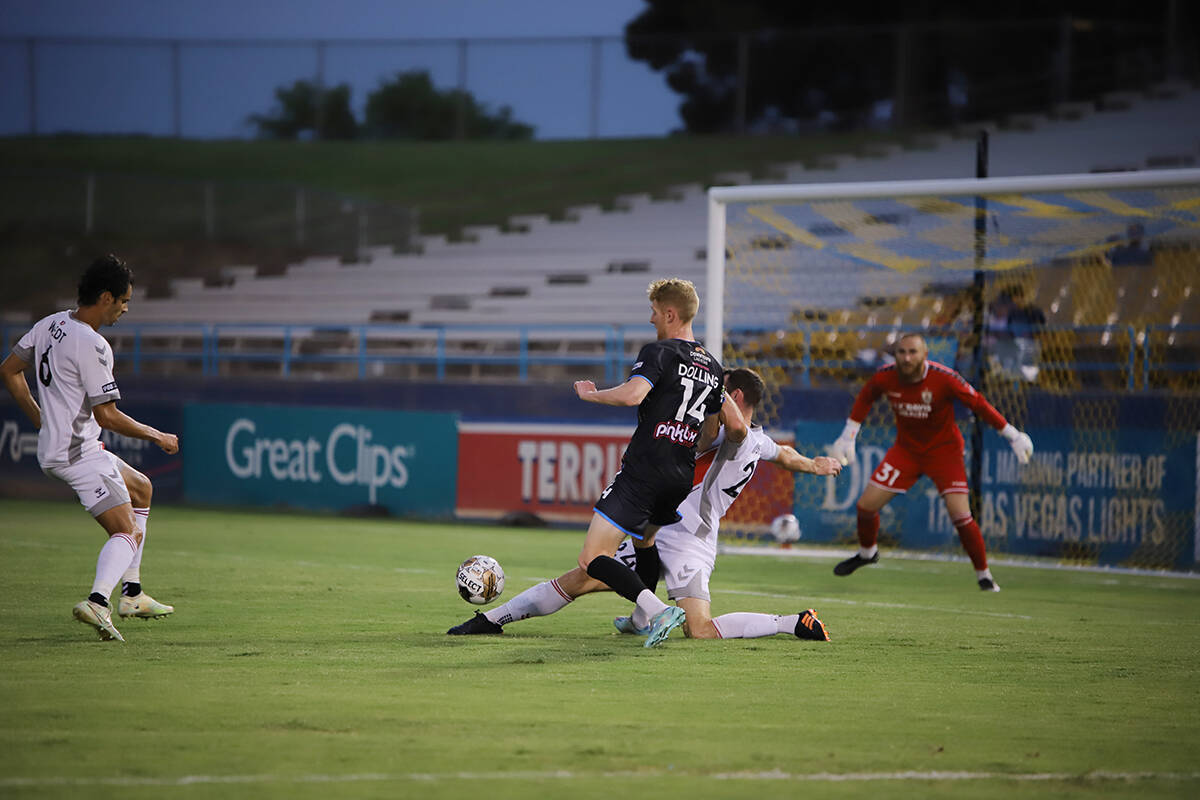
[653,420,700,446]
[632,361,643,370]
[893,401,932,419]
[676,363,719,387]
[691,347,712,365]
[95,344,106,354]
[101,381,118,393]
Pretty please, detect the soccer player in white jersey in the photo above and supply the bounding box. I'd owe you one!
[1,255,180,642]
[448,368,843,642]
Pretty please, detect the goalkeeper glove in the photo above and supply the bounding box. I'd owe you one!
[1000,424,1034,465]
[830,419,861,465]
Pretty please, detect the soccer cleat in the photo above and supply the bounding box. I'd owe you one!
[978,577,1001,592]
[643,606,686,648]
[794,608,830,642]
[73,600,124,642]
[446,611,504,635]
[613,615,650,635]
[117,592,174,619]
[833,551,879,576]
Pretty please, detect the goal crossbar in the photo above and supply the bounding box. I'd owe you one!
[704,167,1200,354]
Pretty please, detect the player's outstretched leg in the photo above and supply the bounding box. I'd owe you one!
[794,609,830,641]
[833,551,879,576]
[117,592,175,619]
[73,599,125,642]
[447,611,504,635]
[643,606,686,648]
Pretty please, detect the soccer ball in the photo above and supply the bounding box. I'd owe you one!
[770,514,801,543]
[456,555,505,605]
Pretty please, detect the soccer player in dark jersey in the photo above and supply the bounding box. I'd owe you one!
[570,277,735,645]
[828,333,1034,591]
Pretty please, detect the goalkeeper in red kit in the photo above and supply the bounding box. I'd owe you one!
[828,333,1034,591]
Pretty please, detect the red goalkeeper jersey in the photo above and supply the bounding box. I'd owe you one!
[849,360,1007,454]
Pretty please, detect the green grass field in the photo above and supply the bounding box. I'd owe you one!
[2,498,1198,799]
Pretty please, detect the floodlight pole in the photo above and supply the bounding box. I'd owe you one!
[970,130,989,528]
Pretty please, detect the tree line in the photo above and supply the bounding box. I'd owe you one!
[249,70,534,141]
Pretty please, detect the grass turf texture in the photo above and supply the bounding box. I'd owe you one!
[1,497,1198,800]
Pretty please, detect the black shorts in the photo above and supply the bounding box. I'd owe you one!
[593,469,689,540]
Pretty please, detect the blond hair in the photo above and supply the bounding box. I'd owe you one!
[647,278,699,323]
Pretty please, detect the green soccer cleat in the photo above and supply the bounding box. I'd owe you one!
[73,600,124,642]
[613,615,650,635]
[117,592,175,619]
[643,606,686,648]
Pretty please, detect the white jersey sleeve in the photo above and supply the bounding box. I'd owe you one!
[664,426,776,549]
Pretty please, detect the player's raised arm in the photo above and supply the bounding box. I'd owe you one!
[830,372,884,465]
[1,352,41,430]
[771,443,843,476]
[945,370,1035,465]
[92,401,179,454]
[717,392,748,444]
[573,377,652,407]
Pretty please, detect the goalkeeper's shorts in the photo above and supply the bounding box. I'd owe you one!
[869,442,969,496]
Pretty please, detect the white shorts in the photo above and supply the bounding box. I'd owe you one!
[44,448,131,516]
[616,525,717,603]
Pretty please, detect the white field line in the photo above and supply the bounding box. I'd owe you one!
[715,588,1034,620]
[719,544,1200,581]
[3,769,1198,788]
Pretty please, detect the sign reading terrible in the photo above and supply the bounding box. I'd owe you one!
[184,403,457,516]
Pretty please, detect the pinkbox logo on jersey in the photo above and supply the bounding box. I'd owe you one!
[653,420,699,446]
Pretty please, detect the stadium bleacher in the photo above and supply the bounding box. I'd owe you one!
[107,84,1200,381]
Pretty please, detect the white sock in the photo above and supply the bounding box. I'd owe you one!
[860,544,879,559]
[91,533,138,601]
[485,579,572,626]
[122,507,150,586]
[711,612,793,639]
[632,589,668,629]
[976,568,993,581]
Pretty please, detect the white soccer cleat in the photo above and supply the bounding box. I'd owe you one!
[118,592,175,619]
[73,600,125,642]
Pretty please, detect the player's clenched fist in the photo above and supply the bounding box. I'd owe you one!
[810,456,843,476]
[574,380,597,399]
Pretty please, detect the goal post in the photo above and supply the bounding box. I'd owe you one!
[704,168,1200,571]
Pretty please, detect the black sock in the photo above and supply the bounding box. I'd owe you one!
[88,592,108,607]
[586,555,648,604]
[633,544,662,594]
[122,581,141,597]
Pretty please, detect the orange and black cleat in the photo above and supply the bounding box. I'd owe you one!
[794,608,831,642]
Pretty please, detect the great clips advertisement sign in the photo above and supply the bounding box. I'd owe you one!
[455,422,797,528]
[457,423,633,522]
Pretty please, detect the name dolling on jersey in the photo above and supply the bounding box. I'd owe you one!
[653,420,699,446]
[677,363,719,387]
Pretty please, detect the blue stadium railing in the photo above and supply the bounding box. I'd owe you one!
[1,321,1195,390]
